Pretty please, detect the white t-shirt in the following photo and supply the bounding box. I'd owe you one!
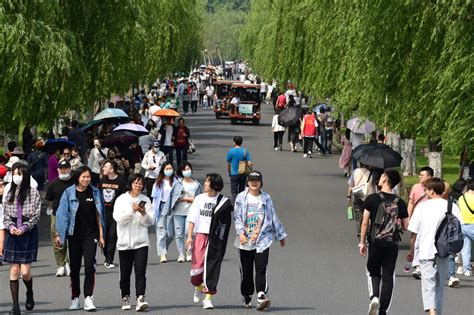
[164,125,173,146]
[173,180,199,216]
[205,86,214,97]
[187,194,218,234]
[161,179,172,202]
[238,194,265,251]
[408,198,463,260]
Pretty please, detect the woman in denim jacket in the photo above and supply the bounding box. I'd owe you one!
[55,166,105,312]
[233,171,287,311]
[162,162,202,262]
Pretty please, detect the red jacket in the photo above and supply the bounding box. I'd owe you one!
[301,114,317,137]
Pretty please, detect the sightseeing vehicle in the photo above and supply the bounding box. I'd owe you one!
[213,80,239,119]
[228,83,261,125]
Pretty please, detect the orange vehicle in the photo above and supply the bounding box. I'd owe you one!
[213,80,239,119]
[228,83,261,125]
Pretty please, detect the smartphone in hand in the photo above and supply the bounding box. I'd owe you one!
[138,201,147,208]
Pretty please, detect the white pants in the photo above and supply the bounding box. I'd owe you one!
[420,256,449,314]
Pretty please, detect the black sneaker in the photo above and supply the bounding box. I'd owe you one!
[25,291,35,311]
[242,295,252,308]
[256,294,271,311]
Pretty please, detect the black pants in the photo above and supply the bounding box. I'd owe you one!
[183,101,190,113]
[68,236,97,299]
[314,137,326,154]
[104,212,117,264]
[175,146,188,168]
[144,177,155,199]
[273,131,284,148]
[239,249,269,296]
[326,129,333,153]
[191,100,198,113]
[119,246,148,298]
[303,137,314,154]
[366,243,398,314]
[230,174,247,203]
[161,146,174,167]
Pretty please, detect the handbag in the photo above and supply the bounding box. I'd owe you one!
[238,149,252,175]
[188,140,196,154]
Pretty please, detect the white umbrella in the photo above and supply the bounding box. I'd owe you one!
[347,117,376,134]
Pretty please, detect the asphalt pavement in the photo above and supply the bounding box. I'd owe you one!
[1,103,472,314]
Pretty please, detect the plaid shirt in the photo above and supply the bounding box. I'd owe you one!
[2,184,41,232]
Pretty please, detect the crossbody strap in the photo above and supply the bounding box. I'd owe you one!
[463,194,474,214]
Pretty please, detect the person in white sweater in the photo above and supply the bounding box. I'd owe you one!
[113,174,155,312]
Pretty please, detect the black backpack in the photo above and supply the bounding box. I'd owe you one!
[434,197,464,258]
[370,193,401,247]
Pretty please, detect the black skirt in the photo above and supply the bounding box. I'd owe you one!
[3,225,39,264]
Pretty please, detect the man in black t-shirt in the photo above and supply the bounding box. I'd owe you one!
[358,170,409,315]
[98,160,127,268]
[45,160,75,277]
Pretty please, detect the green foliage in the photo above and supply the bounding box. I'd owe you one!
[240,0,473,152]
[0,0,203,132]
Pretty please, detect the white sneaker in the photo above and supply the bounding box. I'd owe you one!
[136,295,149,312]
[202,297,213,309]
[448,276,460,287]
[121,295,131,310]
[464,271,472,277]
[455,255,462,264]
[160,254,167,263]
[177,254,185,263]
[104,262,115,269]
[65,263,71,276]
[84,296,96,312]
[186,252,192,262]
[56,266,65,277]
[303,154,308,158]
[193,286,203,304]
[256,293,271,311]
[368,297,379,315]
[274,147,278,151]
[69,297,80,310]
[308,151,312,155]
[456,265,464,275]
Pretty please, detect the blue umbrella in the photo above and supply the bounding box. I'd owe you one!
[81,120,103,132]
[312,103,328,114]
[93,108,129,121]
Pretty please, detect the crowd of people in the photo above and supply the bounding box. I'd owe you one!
[0,72,288,314]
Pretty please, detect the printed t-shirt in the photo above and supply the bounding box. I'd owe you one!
[226,147,251,176]
[408,198,462,260]
[73,186,99,238]
[362,192,408,243]
[173,180,199,216]
[98,175,127,216]
[187,194,218,234]
[239,194,265,251]
[45,177,75,215]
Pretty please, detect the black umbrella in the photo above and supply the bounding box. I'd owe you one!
[353,143,402,169]
[102,130,139,147]
[44,139,76,153]
[278,107,301,127]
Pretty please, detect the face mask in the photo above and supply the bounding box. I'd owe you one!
[13,175,23,186]
[164,170,174,177]
[59,173,71,181]
[182,170,192,177]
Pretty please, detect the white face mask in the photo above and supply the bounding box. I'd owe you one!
[58,173,71,181]
[182,170,192,177]
[164,170,174,177]
[13,175,23,186]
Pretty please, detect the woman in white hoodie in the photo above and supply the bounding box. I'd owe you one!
[113,174,155,312]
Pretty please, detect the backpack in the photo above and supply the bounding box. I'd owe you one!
[370,193,401,247]
[434,197,464,258]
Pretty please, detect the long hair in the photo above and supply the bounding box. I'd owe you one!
[7,162,31,205]
[155,162,175,188]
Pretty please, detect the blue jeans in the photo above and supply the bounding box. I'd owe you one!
[461,224,474,273]
[155,207,174,255]
[173,215,188,255]
[447,255,455,278]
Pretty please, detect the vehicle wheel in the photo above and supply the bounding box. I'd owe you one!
[252,118,260,125]
[230,119,237,125]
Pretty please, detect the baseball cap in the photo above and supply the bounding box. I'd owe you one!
[247,171,262,182]
[58,160,71,169]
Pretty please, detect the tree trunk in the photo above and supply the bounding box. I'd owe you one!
[386,132,401,154]
[428,138,443,178]
[400,138,417,176]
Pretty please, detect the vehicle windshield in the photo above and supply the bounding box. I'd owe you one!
[233,88,260,103]
[216,84,231,98]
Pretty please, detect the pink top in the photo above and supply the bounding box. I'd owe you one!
[409,183,428,208]
[48,154,59,183]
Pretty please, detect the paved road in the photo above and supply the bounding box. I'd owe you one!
[1,103,472,314]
